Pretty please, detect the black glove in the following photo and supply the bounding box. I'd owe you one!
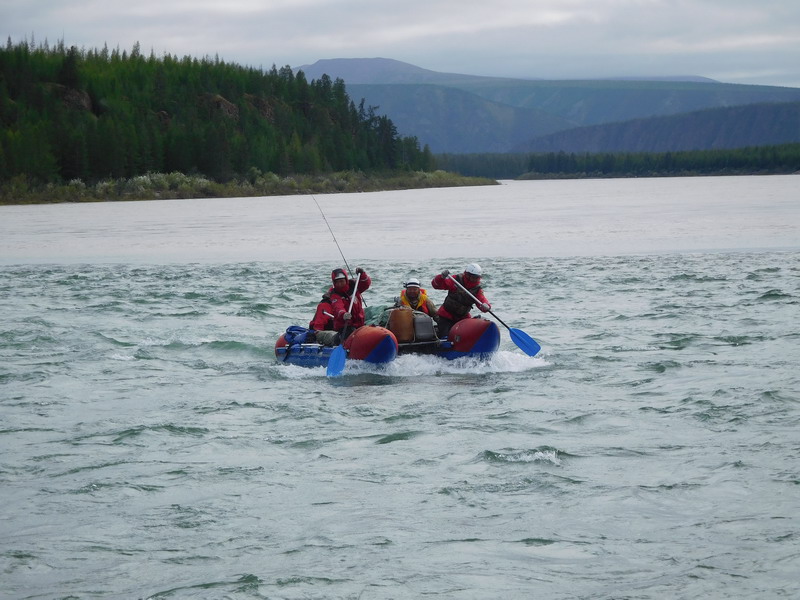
[441,269,450,278]
[355,267,365,275]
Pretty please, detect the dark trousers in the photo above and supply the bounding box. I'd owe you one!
[436,315,456,339]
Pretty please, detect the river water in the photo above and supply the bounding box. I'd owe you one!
[1,176,799,599]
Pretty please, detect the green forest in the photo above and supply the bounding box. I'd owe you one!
[437,144,800,179]
[0,39,435,188]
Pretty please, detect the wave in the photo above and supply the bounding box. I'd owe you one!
[272,350,547,380]
[479,447,567,465]
[756,289,794,302]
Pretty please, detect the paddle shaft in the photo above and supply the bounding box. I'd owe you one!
[347,272,361,315]
[340,272,361,338]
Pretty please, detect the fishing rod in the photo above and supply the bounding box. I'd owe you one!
[312,195,351,275]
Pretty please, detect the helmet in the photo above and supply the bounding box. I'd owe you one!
[405,278,421,288]
[464,263,482,277]
[331,268,348,282]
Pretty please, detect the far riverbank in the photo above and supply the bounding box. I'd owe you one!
[0,170,498,206]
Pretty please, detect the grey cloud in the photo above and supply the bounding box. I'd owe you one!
[2,0,798,86]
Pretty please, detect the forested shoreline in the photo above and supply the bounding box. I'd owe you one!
[436,144,800,179]
[0,39,439,195]
[0,168,496,205]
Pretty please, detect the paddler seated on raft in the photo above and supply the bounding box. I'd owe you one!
[308,291,339,346]
[393,278,437,316]
[430,263,491,338]
[328,266,371,340]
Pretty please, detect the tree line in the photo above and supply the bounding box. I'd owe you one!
[436,144,800,179]
[0,38,435,186]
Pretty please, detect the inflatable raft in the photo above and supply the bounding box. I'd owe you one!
[275,307,499,369]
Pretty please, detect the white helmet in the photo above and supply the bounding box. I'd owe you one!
[405,278,421,288]
[464,263,482,276]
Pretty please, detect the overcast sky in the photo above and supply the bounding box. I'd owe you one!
[3,0,799,87]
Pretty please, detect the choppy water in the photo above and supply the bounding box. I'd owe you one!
[2,177,799,598]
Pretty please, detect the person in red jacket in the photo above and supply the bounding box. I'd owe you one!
[431,263,491,338]
[309,292,334,331]
[307,291,339,345]
[328,266,371,338]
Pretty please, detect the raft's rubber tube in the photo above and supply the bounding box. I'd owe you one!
[345,326,398,363]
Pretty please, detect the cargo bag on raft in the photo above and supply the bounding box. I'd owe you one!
[387,308,414,342]
[387,307,438,343]
[413,311,437,341]
[283,326,316,346]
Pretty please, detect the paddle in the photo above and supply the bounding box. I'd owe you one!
[327,272,361,377]
[448,274,541,356]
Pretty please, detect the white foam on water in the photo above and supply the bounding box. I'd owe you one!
[274,350,547,379]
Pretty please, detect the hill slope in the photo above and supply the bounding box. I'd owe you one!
[0,44,433,185]
[297,58,800,153]
[449,78,800,125]
[346,84,574,153]
[516,102,800,153]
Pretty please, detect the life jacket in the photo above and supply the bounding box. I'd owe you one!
[399,288,433,315]
[441,274,482,319]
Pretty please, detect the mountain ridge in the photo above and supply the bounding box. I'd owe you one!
[295,58,800,154]
[295,57,718,85]
[295,57,513,84]
[516,101,800,153]
[345,83,576,153]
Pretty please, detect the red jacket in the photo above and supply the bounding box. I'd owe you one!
[309,295,335,330]
[329,272,372,330]
[431,272,490,322]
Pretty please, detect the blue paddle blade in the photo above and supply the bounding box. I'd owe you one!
[509,328,541,357]
[326,344,347,377]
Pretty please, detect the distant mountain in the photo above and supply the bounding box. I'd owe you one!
[296,57,498,85]
[295,58,800,154]
[515,102,800,153]
[597,76,718,83]
[295,58,714,85]
[448,78,800,126]
[345,84,574,153]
